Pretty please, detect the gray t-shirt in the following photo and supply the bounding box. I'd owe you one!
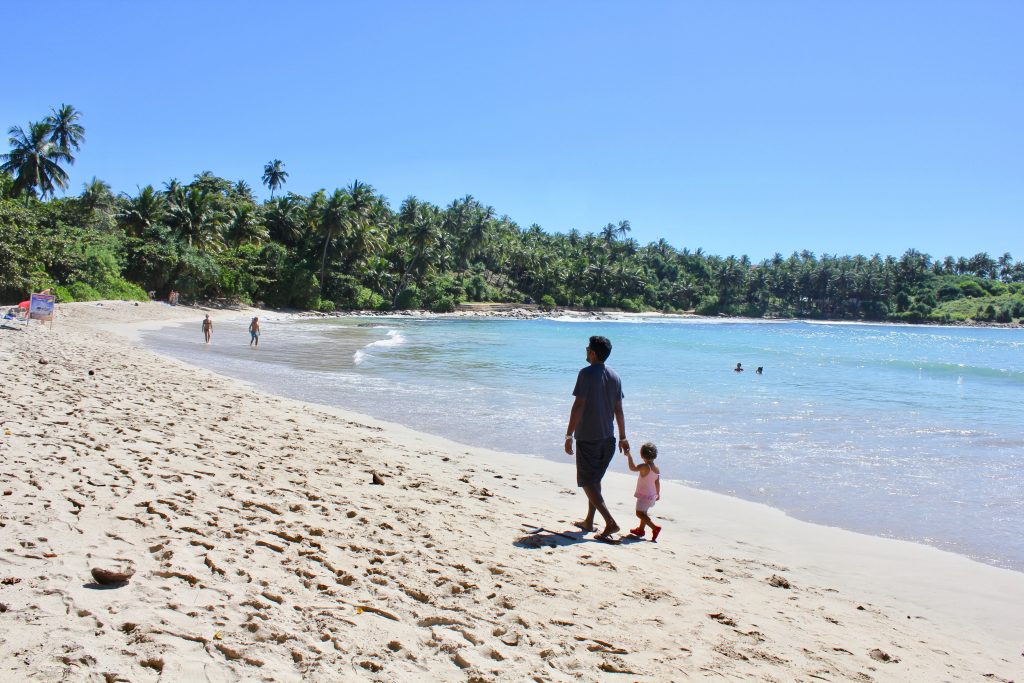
[572,363,623,441]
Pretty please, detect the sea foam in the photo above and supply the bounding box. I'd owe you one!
[354,329,405,365]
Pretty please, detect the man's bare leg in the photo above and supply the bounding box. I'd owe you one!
[573,501,597,532]
[582,483,619,537]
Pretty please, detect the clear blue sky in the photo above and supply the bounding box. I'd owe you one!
[6,1,1021,262]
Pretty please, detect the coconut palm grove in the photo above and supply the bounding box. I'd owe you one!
[2,105,1022,323]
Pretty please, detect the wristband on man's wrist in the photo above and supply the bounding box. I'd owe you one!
[565,435,572,440]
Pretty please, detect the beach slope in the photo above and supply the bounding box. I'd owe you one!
[0,302,1021,681]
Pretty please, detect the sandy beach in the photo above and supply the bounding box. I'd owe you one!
[1,301,1021,682]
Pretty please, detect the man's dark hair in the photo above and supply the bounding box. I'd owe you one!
[588,335,612,362]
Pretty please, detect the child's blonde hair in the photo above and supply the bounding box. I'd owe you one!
[640,442,658,460]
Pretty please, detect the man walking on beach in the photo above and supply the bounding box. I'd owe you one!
[565,335,628,540]
[202,314,212,343]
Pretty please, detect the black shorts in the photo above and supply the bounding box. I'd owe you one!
[576,438,615,487]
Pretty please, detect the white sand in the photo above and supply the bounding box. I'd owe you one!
[1,301,1021,681]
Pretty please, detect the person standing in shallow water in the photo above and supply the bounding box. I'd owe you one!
[202,314,212,343]
[249,317,260,347]
[565,335,628,540]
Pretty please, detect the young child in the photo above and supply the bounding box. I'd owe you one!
[625,442,661,541]
[249,317,260,347]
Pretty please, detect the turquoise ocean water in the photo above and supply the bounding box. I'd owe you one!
[143,316,1024,571]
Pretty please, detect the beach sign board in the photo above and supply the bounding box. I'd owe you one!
[29,293,56,322]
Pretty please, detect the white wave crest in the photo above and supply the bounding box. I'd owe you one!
[353,330,405,365]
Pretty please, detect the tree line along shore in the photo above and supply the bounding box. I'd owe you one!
[3,104,1023,325]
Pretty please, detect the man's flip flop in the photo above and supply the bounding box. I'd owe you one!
[594,532,621,544]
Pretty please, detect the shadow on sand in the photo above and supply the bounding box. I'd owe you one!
[514,525,646,549]
[82,582,129,590]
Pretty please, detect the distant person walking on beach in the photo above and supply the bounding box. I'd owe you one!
[202,314,212,343]
[625,442,662,541]
[249,317,260,347]
[565,335,628,541]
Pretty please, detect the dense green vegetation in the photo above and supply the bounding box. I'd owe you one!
[3,106,1022,324]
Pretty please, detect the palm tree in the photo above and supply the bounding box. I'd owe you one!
[262,160,288,198]
[343,180,376,227]
[318,189,348,291]
[347,193,389,266]
[361,255,397,299]
[117,185,166,237]
[0,121,72,200]
[670,274,699,311]
[714,256,747,307]
[600,222,617,245]
[897,248,930,287]
[45,104,85,159]
[653,238,672,258]
[967,252,996,279]
[434,230,455,272]
[264,195,305,246]
[335,180,379,269]
[997,253,1014,282]
[614,219,631,241]
[392,197,436,294]
[80,177,114,213]
[358,220,389,258]
[586,251,612,303]
[407,204,440,283]
[398,196,423,227]
[191,171,232,196]
[231,180,255,203]
[460,204,494,266]
[167,188,224,252]
[226,203,267,246]
[304,189,326,248]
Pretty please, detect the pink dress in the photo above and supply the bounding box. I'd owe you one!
[634,466,659,512]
